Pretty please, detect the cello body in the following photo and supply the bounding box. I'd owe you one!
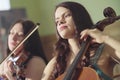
[56,67,100,80]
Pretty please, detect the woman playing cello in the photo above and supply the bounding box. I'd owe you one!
[41,1,120,80]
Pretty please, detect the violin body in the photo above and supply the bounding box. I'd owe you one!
[56,67,100,80]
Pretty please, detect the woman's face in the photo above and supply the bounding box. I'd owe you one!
[55,7,76,39]
[8,23,24,52]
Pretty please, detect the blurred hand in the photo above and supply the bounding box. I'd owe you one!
[80,28,105,43]
[3,60,16,80]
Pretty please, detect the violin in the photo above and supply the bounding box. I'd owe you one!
[8,50,30,78]
[0,23,40,79]
[56,7,120,80]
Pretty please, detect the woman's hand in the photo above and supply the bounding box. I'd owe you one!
[2,60,17,80]
[80,28,106,43]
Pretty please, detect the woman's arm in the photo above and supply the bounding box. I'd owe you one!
[41,57,56,80]
[80,28,120,58]
[103,35,120,54]
[25,56,46,80]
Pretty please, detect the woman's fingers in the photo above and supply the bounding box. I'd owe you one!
[8,61,15,72]
[80,29,89,41]
[4,60,16,74]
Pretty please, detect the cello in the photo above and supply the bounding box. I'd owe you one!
[56,7,120,80]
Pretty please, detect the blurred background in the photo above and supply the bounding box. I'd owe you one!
[0,0,120,79]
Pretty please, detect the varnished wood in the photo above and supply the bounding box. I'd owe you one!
[56,67,100,80]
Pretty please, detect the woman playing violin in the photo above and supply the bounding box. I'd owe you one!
[0,19,47,80]
[41,1,120,80]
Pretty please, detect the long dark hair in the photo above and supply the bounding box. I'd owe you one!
[7,19,47,63]
[50,1,94,79]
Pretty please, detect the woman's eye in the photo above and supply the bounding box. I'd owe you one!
[17,32,24,37]
[64,13,71,18]
[18,34,24,37]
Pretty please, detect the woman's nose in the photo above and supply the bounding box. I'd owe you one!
[59,17,65,25]
[12,34,17,41]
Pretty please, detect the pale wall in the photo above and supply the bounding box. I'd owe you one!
[10,0,120,36]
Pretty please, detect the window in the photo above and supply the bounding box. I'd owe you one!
[0,0,10,11]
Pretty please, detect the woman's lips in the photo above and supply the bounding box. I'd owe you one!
[59,25,67,31]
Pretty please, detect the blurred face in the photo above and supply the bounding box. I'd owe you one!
[8,23,24,52]
[55,7,76,39]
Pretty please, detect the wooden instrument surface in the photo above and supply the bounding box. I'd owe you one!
[56,67,100,80]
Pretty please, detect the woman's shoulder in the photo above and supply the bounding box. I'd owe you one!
[25,56,46,79]
[41,57,57,80]
[44,57,56,71]
[48,56,57,64]
[25,56,46,71]
[29,56,46,66]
